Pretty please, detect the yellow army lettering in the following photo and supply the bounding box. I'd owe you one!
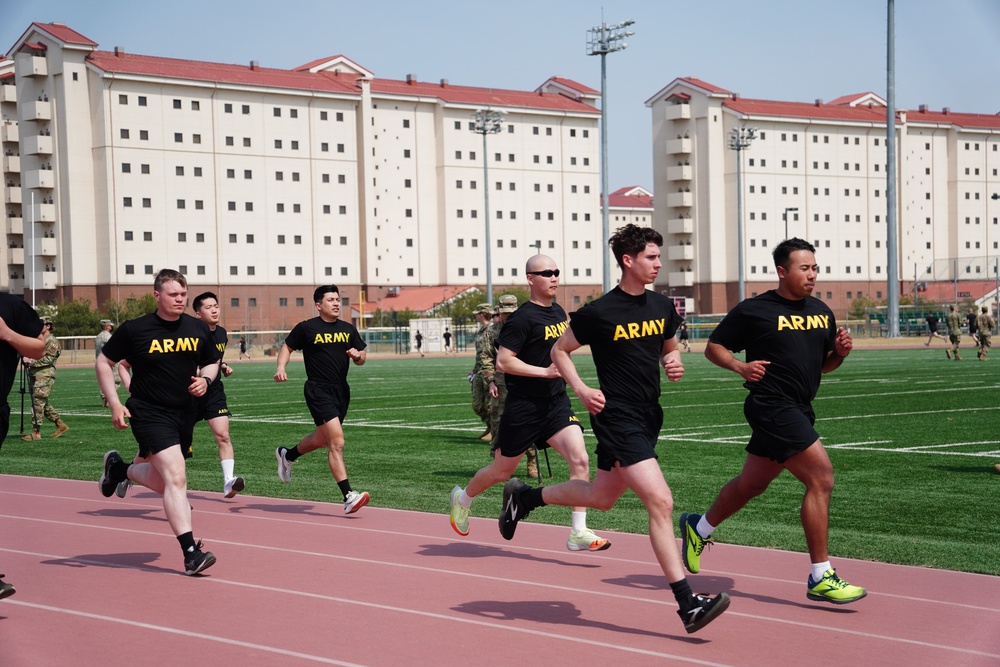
[776,314,830,331]
[215,342,227,354]
[612,318,666,341]
[543,321,569,340]
[313,332,352,344]
[147,337,201,354]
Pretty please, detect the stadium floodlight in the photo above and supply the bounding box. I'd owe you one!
[470,108,504,305]
[588,18,635,293]
[728,126,757,303]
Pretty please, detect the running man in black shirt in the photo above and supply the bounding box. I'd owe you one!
[680,238,866,605]
[274,285,370,514]
[0,293,46,599]
[497,225,729,634]
[449,255,610,552]
[96,269,220,575]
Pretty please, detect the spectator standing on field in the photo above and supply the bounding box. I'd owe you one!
[22,317,68,440]
[470,304,495,442]
[975,306,993,361]
[96,319,120,406]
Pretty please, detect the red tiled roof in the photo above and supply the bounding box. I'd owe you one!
[351,285,476,315]
[370,78,600,114]
[30,22,97,47]
[724,97,891,124]
[677,77,731,95]
[546,77,599,95]
[904,107,1000,130]
[608,186,653,208]
[87,50,361,95]
[827,92,883,106]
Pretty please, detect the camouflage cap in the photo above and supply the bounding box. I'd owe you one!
[100,319,114,327]
[474,303,494,316]
[497,294,518,313]
[41,316,53,325]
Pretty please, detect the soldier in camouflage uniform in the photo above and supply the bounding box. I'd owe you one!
[470,304,495,441]
[95,319,119,407]
[975,306,994,361]
[945,304,963,361]
[22,317,68,440]
[487,295,539,477]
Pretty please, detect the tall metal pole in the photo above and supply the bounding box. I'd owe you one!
[587,19,634,293]
[29,191,35,307]
[471,109,502,305]
[729,126,756,304]
[885,0,900,337]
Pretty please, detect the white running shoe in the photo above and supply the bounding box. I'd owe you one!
[223,476,245,498]
[275,447,293,483]
[114,479,131,499]
[566,528,611,552]
[344,490,370,514]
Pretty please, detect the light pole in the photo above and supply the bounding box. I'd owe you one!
[587,18,635,293]
[471,109,502,305]
[783,207,799,240]
[728,126,757,303]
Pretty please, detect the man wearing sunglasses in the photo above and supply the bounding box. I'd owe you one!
[495,225,730,634]
[450,255,610,553]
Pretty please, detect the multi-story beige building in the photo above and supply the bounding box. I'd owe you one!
[647,77,1000,315]
[2,22,603,329]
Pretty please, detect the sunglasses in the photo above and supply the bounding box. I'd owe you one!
[527,269,560,278]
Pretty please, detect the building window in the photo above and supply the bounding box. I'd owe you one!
[125,265,134,275]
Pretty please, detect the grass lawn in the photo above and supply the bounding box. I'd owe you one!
[2,347,998,575]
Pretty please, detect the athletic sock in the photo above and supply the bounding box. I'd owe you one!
[177,531,196,554]
[696,514,716,539]
[111,459,129,483]
[571,511,587,532]
[522,487,546,511]
[337,479,353,499]
[221,458,235,482]
[811,561,832,582]
[457,489,474,509]
[284,446,302,462]
[669,578,694,608]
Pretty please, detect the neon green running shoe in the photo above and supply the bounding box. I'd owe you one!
[680,512,712,574]
[806,569,867,604]
[450,485,471,536]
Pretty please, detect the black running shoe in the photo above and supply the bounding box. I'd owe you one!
[99,450,125,498]
[0,575,15,600]
[184,542,217,576]
[677,592,730,634]
[499,477,532,540]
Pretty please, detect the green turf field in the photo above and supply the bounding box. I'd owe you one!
[2,348,997,575]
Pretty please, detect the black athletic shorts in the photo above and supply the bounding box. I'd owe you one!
[193,383,230,423]
[126,397,195,458]
[303,379,350,426]
[497,392,581,458]
[743,394,819,463]
[590,399,663,471]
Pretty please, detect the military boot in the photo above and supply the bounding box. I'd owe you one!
[51,420,69,438]
[526,447,539,480]
[21,430,40,441]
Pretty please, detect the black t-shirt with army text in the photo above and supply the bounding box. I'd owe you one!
[498,301,569,399]
[283,317,367,385]
[0,294,44,408]
[569,287,681,405]
[709,290,835,405]
[206,324,228,395]
[101,312,220,408]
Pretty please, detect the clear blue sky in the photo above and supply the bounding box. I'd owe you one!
[4,0,999,191]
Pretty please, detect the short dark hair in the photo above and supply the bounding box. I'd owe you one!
[154,268,187,292]
[772,238,816,269]
[192,291,218,311]
[313,284,339,303]
[609,224,663,268]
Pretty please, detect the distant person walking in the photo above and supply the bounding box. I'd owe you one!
[945,305,963,360]
[678,320,691,352]
[239,337,250,360]
[22,317,68,440]
[96,319,119,406]
[415,330,424,357]
[443,328,453,354]
[470,304,495,441]
[967,308,979,343]
[924,313,945,346]
[274,285,370,515]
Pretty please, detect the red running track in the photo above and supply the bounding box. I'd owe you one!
[0,474,997,666]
